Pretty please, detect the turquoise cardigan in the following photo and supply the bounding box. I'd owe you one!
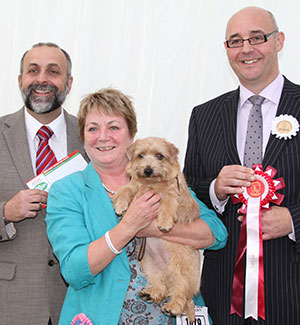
[46,162,227,324]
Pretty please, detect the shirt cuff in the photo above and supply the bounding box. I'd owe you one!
[5,222,17,239]
[288,218,296,241]
[209,179,229,214]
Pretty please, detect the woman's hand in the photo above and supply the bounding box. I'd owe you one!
[120,190,161,236]
[88,191,160,275]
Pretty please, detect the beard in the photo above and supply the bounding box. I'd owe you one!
[21,83,69,114]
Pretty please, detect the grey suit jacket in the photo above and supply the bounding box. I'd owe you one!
[0,108,87,325]
[184,77,300,325]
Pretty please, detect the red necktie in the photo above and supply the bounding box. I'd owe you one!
[36,126,57,175]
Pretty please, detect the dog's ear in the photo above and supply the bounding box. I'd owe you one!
[167,141,179,164]
[125,142,136,177]
[125,160,133,177]
[126,141,137,160]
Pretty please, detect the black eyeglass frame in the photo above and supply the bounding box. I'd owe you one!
[226,30,278,48]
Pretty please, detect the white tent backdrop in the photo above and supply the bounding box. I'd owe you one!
[1,0,300,164]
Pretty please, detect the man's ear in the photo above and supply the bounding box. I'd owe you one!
[18,75,22,90]
[276,31,285,53]
[67,76,73,94]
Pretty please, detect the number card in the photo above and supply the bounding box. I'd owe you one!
[176,306,210,325]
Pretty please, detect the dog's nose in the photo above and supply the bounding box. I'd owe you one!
[144,167,153,177]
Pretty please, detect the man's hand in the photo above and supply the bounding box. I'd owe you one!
[215,165,255,201]
[261,206,293,240]
[238,206,293,240]
[4,189,48,222]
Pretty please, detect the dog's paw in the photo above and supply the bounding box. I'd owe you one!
[113,198,129,215]
[185,300,196,323]
[157,211,175,232]
[139,288,165,304]
[157,219,174,233]
[139,289,154,303]
[162,300,185,318]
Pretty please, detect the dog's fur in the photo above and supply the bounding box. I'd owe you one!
[113,137,201,322]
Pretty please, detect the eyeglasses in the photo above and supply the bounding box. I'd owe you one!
[226,31,278,48]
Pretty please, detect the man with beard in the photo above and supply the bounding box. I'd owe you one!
[0,42,87,324]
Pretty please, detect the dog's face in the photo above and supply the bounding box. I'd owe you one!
[126,137,180,183]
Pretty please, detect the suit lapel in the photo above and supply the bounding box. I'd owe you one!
[84,164,119,230]
[263,78,300,167]
[64,110,81,153]
[3,108,35,186]
[221,89,241,165]
[3,109,86,188]
[64,110,88,161]
[83,164,129,269]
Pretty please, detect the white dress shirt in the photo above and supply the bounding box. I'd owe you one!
[25,108,67,175]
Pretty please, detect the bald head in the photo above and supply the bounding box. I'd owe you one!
[226,7,278,39]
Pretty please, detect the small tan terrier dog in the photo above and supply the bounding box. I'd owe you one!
[113,137,201,322]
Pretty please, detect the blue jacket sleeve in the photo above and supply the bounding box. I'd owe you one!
[190,190,228,250]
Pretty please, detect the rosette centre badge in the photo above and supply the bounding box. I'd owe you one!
[247,179,265,198]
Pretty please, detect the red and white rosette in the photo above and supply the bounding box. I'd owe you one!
[230,164,285,320]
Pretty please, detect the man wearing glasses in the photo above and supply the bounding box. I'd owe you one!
[184,6,300,325]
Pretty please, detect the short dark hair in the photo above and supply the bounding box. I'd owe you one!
[20,42,72,81]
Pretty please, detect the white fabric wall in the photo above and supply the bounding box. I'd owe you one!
[1,0,300,164]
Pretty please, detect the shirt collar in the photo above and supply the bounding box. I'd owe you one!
[24,107,66,142]
[239,73,284,108]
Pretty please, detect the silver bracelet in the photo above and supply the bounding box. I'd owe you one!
[105,231,122,255]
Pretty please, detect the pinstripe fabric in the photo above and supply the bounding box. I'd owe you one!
[183,77,300,325]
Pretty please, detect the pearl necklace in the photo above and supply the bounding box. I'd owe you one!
[102,183,116,195]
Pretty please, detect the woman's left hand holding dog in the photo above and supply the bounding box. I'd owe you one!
[120,190,161,237]
[88,190,160,275]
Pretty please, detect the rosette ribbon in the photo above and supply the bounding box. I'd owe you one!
[71,313,94,325]
[230,164,285,320]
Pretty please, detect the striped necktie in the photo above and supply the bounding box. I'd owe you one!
[36,125,57,175]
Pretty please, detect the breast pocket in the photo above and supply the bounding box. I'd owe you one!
[0,262,16,280]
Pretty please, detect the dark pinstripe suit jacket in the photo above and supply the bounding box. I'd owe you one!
[184,77,300,325]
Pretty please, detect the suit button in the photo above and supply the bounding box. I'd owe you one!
[48,260,55,266]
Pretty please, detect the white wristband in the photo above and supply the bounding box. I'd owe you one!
[105,231,122,255]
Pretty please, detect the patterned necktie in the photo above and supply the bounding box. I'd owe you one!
[244,95,265,168]
[36,125,57,175]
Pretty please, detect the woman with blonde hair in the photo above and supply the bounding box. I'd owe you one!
[46,88,227,324]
